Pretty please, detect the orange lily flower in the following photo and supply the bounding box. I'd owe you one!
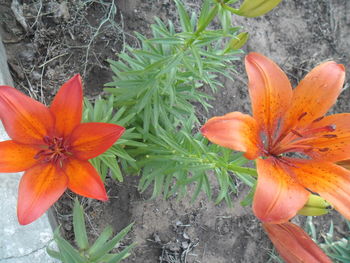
[201,52,350,223]
[263,222,332,263]
[0,74,125,225]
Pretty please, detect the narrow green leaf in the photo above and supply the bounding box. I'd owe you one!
[240,183,256,206]
[88,226,114,256]
[190,46,203,76]
[73,198,89,250]
[197,0,211,30]
[174,0,192,32]
[112,146,136,162]
[196,4,219,33]
[147,37,184,45]
[46,247,62,260]
[54,229,86,263]
[106,244,135,263]
[100,156,124,182]
[90,223,134,261]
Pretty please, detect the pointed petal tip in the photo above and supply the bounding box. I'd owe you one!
[98,194,109,202]
[50,74,84,136]
[200,125,208,136]
[17,213,36,225]
[245,52,271,65]
[337,63,345,72]
[69,74,82,85]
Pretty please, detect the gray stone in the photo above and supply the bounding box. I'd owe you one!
[0,36,58,263]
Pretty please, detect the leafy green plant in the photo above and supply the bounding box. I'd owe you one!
[305,216,350,263]
[47,199,134,263]
[83,96,146,182]
[101,0,261,203]
[105,0,242,134]
[130,117,256,205]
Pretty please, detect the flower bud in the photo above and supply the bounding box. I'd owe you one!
[236,0,282,17]
[228,32,249,50]
[297,194,331,216]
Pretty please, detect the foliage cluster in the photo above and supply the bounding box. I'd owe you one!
[94,0,257,205]
[48,199,134,263]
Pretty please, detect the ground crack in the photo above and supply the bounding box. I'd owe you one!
[0,244,48,260]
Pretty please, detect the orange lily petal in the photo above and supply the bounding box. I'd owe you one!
[50,74,83,137]
[253,158,309,223]
[17,163,68,225]
[0,140,39,172]
[245,53,292,139]
[0,86,54,144]
[263,222,332,263]
[281,61,345,133]
[297,113,350,162]
[65,158,107,201]
[289,160,350,221]
[69,122,125,160]
[201,112,260,160]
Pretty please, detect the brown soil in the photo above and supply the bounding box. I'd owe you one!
[1,0,350,262]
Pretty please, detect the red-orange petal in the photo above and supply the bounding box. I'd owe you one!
[253,158,309,223]
[245,53,293,140]
[69,122,125,160]
[201,112,260,160]
[296,113,350,162]
[263,222,332,263]
[0,140,39,172]
[281,61,345,134]
[0,86,54,144]
[50,74,83,137]
[288,160,350,221]
[17,163,68,225]
[65,158,108,201]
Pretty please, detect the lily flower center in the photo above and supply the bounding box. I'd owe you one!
[263,112,336,162]
[34,136,72,166]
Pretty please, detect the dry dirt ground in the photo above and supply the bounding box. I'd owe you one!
[1,0,350,262]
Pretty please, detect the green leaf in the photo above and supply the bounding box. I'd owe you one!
[110,146,136,162]
[197,0,211,30]
[147,37,184,45]
[90,223,134,261]
[100,156,124,182]
[174,0,192,32]
[88,226,114,256]
[190,46,203,76]
[73,198,89,250]
[106,244,136,263]
[196,4,219,33]
[240,183,256,206]
[46,247,62,260]
[54,229,86,263]
[234,171,256,187]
